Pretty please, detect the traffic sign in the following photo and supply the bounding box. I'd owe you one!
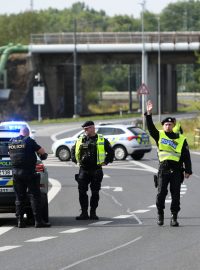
[33,86,45,105]
[137,83,150,95]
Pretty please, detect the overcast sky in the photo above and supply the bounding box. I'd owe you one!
[0,0,179,17]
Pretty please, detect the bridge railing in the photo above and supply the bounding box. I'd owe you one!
[30,32,200,45]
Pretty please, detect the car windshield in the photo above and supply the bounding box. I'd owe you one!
[0,139,9,156]
[0,124,27,133]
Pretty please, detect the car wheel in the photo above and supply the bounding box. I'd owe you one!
[114,145,127,160]
[57,146,71,161]
[131,152,144,160]
[41,193,49,223]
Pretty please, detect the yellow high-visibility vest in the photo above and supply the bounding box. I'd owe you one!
[158,130,185,162]
[75,134,106,165]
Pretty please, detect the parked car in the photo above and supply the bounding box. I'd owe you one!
[0,122,49,223]
[0,121,36,139]
[52,124,152,161]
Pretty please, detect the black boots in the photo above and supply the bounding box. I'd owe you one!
[90,209,99,220]
[17,217,26,228]
[35,221,51,228]
[157,211,164,226]
[76,209,99,220]
[76,210,89,220]
[170,213,179,227]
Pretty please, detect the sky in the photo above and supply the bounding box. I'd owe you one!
[0,0,179,18]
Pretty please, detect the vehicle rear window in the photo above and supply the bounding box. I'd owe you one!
[97,127,125,135]
[127,127,146,135]
[0,124,27,132]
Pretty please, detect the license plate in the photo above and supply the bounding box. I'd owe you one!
[0,187,14,192]
[0,170,12,176]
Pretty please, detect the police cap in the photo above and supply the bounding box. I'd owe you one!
[82,121,95,128]
[161,117,175,125]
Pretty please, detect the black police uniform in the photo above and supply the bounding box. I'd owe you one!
[9,135,47,227]
[145,114,192,226]
[71,130,114,220]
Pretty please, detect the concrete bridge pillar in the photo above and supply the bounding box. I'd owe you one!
[147,62,177,114]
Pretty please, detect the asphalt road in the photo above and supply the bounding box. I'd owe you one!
[0,123,199,270]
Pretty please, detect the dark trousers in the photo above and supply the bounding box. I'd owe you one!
[156,169,182,214]
[77,167,103,211]
[13,173,41,221]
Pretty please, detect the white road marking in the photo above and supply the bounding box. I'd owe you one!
[0,245,21,252]
[0,227,13,236]
[132,210,150,214]
[165,200,172,203]
[101,190,122,207]
[90,221,113,226]
[148,205,156,208]
[114,215,133,219]
[103,174,110,178]
[101,186,123,192]
[48,178,62,203]
[129,160,158,173]
[59,236,142,270]
[60,228,88,234]
[181,188,187,191]
[25,236,57,242]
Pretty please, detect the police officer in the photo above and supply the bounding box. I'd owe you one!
[71,121,114,220]
[145,100,192,226]
[8,127,50,228]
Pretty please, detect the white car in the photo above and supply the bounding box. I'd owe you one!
[51,124,152,161]
[0,121,36,139]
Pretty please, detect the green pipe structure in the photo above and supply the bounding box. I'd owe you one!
[0,44,28,75]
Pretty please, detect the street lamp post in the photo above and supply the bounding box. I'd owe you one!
[158,16,161,122]
[140,0,146,130]
[73,19,78,118]
[128,65,132,113]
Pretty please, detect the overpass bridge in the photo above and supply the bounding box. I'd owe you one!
[28,32,200,117]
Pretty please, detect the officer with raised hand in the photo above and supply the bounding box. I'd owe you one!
[145,100,192,227]
[8,126,50,228]
[71,121,114,220]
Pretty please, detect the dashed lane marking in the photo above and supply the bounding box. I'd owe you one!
[0,245,22,252]
[25,236,58,242]
[90,221,113,226]
[132,210,150,214]
[60,228,88,234]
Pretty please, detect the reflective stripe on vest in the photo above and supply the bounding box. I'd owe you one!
[158,130,185,162]
[75,134,106,165]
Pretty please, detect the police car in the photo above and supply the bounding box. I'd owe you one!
[0,121,49,223]
[51,124,152,161]
[0,121,36,139]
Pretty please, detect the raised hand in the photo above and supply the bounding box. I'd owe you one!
[146,100,153,114]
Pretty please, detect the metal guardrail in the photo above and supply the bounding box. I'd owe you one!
[30,32,200,45]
